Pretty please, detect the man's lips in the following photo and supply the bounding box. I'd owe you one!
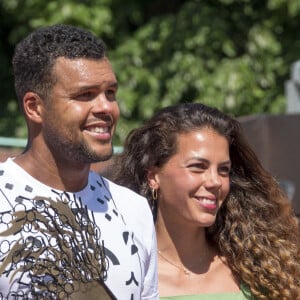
[83,122,113,141]
[85,126,110,134]
[83,118,112,132]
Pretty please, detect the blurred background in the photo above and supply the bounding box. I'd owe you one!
[1,0,300,214]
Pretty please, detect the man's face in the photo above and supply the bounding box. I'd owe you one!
[41,57,120,164]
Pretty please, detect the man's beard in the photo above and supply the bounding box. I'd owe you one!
[69,140,114,163]
[43,125,114,164]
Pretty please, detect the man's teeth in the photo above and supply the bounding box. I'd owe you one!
[89,127,108,133]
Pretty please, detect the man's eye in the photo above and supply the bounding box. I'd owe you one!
[76,92,94,100]
[106,89,117,101]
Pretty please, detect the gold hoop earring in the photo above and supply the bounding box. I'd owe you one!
[151,188,158,200]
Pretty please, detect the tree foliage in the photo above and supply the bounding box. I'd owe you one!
[1,0,300,144]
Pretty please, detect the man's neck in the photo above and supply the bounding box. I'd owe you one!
[14,151,91,192]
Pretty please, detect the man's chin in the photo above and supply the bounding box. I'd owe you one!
[89,150,114,163]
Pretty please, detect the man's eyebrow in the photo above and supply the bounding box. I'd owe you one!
[75,81,118,92]
[106,82,118,89]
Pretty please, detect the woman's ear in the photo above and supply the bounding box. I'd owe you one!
[147,168,159,189]
[23,92,44,124]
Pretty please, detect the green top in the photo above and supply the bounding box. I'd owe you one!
[160,292,247,300]
[160,285,255,300]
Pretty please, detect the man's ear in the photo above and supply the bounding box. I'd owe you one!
[23,92,44,124]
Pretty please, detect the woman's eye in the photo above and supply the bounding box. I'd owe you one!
[188,163,206,171]
[219,166,231,175]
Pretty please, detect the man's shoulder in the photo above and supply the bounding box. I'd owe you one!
[90,171,151,211]
[0,157,17,184]
[103,175,144,199]
[0,157,12,167]
[89,171,141,196]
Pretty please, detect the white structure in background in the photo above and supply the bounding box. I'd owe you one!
[285,60,300,113]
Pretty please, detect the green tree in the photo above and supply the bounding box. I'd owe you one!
[1,0,300,145]
[112,0,300,143]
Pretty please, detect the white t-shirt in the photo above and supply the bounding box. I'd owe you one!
[0,158,158,299]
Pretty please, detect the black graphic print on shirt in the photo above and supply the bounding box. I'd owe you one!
[0,192,116,299]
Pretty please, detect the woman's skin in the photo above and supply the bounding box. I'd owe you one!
[148,128,239,296]
[113,102,300,299]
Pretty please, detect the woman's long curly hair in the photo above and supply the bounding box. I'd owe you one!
[112,102,300,299]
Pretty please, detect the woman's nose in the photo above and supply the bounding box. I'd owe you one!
[204,169,222,189]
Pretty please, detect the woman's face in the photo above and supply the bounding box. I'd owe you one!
[148,127,231,227]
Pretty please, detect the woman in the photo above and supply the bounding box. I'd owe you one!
[112,103,300,299]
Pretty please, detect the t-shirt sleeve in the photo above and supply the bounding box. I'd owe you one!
[141,219,159,299]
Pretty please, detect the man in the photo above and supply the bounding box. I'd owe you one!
[0,24,158,299]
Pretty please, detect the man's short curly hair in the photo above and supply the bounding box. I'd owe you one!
[12,24,107,105]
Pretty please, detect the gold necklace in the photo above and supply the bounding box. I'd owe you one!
[158,250,191,275]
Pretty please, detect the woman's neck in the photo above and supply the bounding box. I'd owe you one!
[155,212,216,274]
[155,211,240,297]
